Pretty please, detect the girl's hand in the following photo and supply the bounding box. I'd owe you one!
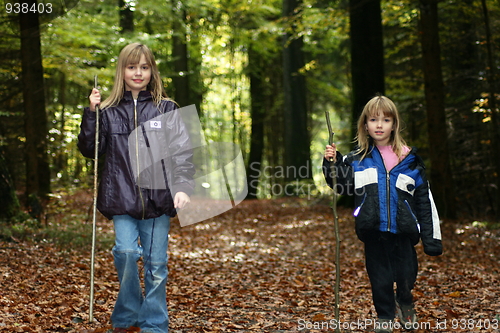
[174,192,190,209]
[325,144,337,162]
[89,88,101,112]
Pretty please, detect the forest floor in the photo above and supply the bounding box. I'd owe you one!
[0,190,499,332]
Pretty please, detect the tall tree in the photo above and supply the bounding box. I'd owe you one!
[246,45,267,199]
[480,0,500,219]
[0,146,20,221]
[418,0,456,218]
[349,0,385,138]
[171,0,190,108]
[282,0,311,180]
[438,0,486,217]
[119,0,134,33]
[19,0,50,219]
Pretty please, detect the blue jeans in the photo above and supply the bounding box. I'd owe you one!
[111,214,170,333]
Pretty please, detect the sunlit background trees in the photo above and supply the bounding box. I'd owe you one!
[1,0,499,222]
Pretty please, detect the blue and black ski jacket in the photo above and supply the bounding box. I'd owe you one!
[323,146,442,256]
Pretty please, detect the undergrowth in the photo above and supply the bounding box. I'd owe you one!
[0,188,114,251]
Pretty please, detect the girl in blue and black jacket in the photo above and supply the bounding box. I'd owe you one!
[323,95,442,333]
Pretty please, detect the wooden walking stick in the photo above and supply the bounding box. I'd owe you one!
[89,75,99,323]
[325,111,340,332]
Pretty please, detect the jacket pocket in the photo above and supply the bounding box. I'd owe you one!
[397,199,420,234]
[353,193,366,217]
[405,200,420,232]
[109,120,130,135]
[354,193,380,232]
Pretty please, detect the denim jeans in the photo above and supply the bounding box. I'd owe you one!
[111,214,171,333]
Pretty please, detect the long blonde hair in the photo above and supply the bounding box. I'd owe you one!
[354,95,407,160]
[100,43,168,109]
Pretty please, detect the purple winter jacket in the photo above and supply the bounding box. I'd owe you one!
[78,91,195,220]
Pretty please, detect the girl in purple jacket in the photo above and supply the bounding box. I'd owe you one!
[79,43,194,333]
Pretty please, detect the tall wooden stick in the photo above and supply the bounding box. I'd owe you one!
[325,111,340,332]
[89,75,99,322]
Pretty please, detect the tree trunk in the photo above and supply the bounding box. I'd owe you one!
[171,0,190,108]
[349,0,385,139]
[119,0,134,33]
[245,46,266,199]
[262,51,284,198]
[186,33,204,116]
[0,146,20,221]
[443,0,486,218]
[480,0,500,220]
[55,72,68,182]
[418,0,456,218]
[282,0,311,181]
[19,2,50,219]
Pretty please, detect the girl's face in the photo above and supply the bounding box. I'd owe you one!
[366,111,394,146]
[124,54,151,98]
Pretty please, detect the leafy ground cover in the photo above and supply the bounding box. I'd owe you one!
[0,190,499,332]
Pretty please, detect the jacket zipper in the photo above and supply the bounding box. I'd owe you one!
[377,147,413,232]
[134,100,146,219]
[375,146,393,232]
[386,172,391,232]
[404,200,420,232]
[375,146,416,233]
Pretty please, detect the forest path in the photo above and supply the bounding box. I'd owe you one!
[0,195,499,332]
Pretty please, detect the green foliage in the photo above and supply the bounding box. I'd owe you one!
[0,216,114,251]
[0,189,114,251]
[35,0,355,198]
[1,0,500,217]
[0,213,38,238]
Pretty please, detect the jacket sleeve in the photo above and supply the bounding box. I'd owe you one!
[322,152,354,196]
[164,105,196,197]
[415,174,443,256]
[77,107,107,158]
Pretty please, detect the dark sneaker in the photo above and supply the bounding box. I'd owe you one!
[396,299,418,330]
[374,318,394,333]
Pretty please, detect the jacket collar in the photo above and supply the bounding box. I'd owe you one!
[122,90,153,102]
[368,145,416,168]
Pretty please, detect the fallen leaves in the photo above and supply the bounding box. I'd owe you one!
[0,195,499,332]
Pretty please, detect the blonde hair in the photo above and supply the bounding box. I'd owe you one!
[100,43,169,109]
[354,95,407,160]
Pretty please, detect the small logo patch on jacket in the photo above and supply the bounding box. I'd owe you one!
[150,120,161,129]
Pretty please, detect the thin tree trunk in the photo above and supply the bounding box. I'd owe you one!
[187,33,204,116]
[246,46,266,199]
[349,0,385,139]
[56,72,68,182]
[480,0,500,220]
[19,2,50,219]
[171,0,190,108]
[283,0,311,181]
[418,0,456,218]
[0,146,20,221]
[119,0,134,33]
[265,53,284,197]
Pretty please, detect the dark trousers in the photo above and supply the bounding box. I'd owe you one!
[364,231,418,319]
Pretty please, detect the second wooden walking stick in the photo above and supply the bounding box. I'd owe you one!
[325,110,340,332]
[89,75,99,323]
